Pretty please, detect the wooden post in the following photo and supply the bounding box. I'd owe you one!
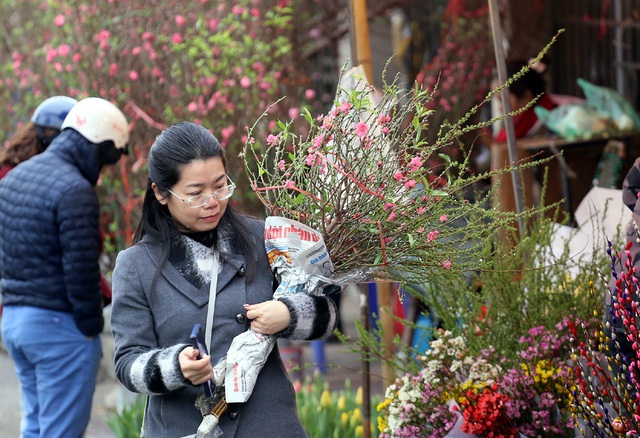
[377,281,396,385]
[359,284,371,438]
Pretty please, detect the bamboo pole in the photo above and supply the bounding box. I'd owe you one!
[487,0,527,240]
[348,3,375,437]
[351,0,374,84]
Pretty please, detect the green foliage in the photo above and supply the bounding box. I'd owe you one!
[346,206,613,379]
[296,373,381,438]
[106,396,146,438]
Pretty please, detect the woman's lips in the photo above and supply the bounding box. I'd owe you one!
[201,213,218,223]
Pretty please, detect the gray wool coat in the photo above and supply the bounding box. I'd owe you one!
[110,217,338,437]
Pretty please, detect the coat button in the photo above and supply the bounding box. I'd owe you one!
[228,410,239,420]
[235,314,246,324]
[237,266,246,277]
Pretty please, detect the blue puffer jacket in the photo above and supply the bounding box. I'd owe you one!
[0,129,104,336]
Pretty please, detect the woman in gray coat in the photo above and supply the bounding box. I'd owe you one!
[110,122,338,437]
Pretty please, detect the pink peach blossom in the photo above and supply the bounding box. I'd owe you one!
[171,33,183,44]
[355,122,368,138]
[338,102,352,113]
[187,102,198,112]
[175,15,187,27]
[409,156,423,172]
[58,44,70,57]
[404,179,417,189]
[377,113,390,125]
[54,15,66,27]
[266,134,279,146]
[312,135,324,149]
[240,76,251,88]
[46,49,58,63]
[128,71,139,81]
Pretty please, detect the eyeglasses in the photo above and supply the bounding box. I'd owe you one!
[166,176,236,208]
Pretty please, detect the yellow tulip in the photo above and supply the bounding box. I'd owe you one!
[350,407,362,428]
[320,389,332,408]
[341,412,349,426]
[338,395,347,411]
[356,386,363,405]
[355,425,364,437]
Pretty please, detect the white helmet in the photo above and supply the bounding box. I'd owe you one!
[61,97,129,149]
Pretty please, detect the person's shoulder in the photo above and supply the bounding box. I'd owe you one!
[116,241,155,264]
[240,215,265,236]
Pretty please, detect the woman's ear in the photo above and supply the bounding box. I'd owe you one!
[152,182,168,205]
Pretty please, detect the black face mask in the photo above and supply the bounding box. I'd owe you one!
[36,126,61,149]
[98,141,127,167]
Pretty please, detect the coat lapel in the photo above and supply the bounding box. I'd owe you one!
[142,237,247,309]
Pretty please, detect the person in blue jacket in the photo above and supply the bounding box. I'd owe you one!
[0,97,129,438]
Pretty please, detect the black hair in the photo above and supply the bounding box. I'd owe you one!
[134,121,257,280]
[506,60,546,99]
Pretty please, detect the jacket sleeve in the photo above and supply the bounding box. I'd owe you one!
[57,184,103,337]
[110,247,191,395]
[275,291,338,340]
[622,157,640,212]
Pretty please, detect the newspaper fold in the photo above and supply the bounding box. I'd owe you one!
[224,216,335,403]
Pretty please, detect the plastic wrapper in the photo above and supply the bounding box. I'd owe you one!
[224,216,336,403]
[534,103,612,140]
[577,78,640,132]
[536,78,640,141]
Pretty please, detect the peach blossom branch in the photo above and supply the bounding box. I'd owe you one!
[125,101,167,131]
[314,151,385,200]
[254,184,328,206]
[361,218,388,266]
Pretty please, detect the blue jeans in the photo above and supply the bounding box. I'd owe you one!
[1,306,102,438]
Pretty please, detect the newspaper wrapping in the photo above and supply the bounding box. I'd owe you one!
[224,216,335,403]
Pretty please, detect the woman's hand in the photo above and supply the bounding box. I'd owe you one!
[179,347,213,386]
[244,300,291,335]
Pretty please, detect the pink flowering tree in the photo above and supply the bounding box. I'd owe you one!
[415,0,495,175]
[0,0,321,263]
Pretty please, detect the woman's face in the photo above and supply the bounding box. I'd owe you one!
[152,156,230,233]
